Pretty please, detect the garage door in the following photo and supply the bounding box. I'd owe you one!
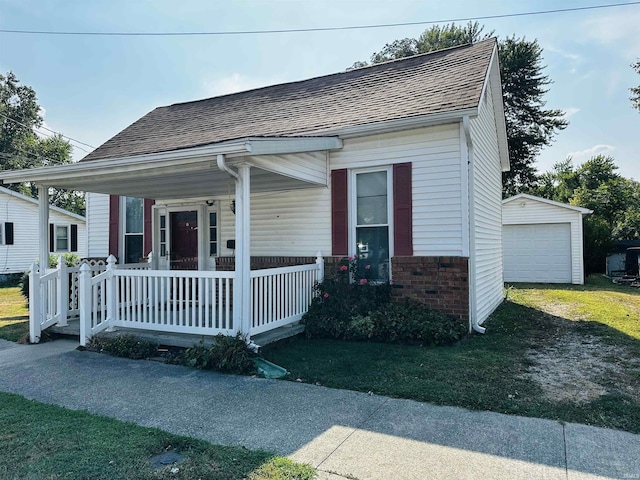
[503,223,572,283]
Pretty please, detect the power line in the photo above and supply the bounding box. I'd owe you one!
[0,113,94,152]
[0,2,638,36]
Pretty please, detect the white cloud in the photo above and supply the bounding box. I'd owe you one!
[567,144,615,163]
[34,107,50,139]
[201,73,283,98]
[543,44,582,63]
[581,11,640,60]
[563,107,580,119]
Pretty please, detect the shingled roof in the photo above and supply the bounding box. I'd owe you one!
[82,38,497,162]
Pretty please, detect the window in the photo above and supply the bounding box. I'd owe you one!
[209,211,217,256]
[159,214,167,257]
[0,222,13,246]
[354,170,391,281]
[56,225,69,251]
[123,197,144,263]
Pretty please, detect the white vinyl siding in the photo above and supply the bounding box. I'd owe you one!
[86,192,110,257]
[0,190,87,274]
[331,124,464,256]
[502,197,586,284]
[470,80,504,325]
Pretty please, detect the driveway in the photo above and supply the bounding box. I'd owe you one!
[0,339,638,480]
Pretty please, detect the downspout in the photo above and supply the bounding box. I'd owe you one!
[462,117,485,334]
[217,153,239,180]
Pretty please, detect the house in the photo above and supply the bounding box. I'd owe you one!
[0,38,509,344]
[0,185,87,276]
[502,194,592,284]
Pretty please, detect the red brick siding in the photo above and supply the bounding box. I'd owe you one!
[391,256,469,322]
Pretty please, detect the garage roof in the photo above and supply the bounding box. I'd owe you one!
[502,193,592,215]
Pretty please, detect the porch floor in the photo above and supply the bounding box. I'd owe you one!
[49,319,304,349]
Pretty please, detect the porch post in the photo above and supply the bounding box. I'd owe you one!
[38,185,50,270]
[234,163,252,338]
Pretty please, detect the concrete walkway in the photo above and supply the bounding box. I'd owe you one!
[0,339,638,480]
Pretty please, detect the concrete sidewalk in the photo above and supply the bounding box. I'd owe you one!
[0,339,638,480]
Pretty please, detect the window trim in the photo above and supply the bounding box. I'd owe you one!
[52,224,70,253]
[0,223,4,245]
[349,166,394,280]
[120,196,144,263]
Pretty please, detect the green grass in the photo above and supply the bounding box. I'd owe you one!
[263,276,640,434]
[0,285,29,342]
[0,391,316,480]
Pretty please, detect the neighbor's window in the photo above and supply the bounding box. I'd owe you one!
[209,211,217,256]
[123,197,143,263]
[55,225,70,252]
[354,170,390,281]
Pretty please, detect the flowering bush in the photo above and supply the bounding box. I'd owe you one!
[303,256,467,345]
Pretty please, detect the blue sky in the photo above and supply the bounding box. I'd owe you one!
[1,0,639,179]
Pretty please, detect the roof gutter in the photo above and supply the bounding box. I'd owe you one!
[463,115,485,335]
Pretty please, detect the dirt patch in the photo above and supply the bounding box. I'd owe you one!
[519,317,640,404]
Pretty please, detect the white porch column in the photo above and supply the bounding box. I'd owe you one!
[38,185,50,269]
[234,163,252,338]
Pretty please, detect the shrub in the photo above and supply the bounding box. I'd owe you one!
[173,333,257,375]
[88,334,159,360]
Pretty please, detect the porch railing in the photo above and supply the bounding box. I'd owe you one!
[30,253,324,346]
[250,258,323,335]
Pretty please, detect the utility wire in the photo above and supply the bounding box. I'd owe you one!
[0,113,94,152]
[0,2,638,36]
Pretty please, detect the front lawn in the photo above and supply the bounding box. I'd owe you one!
[263,276,640,434]
[0,285,29,342]
[0,391,315,480]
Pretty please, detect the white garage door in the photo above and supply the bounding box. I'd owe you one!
[503,223,572,283]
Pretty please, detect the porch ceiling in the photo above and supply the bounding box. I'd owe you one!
[0,136,339,199]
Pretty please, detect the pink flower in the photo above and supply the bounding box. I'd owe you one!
[353,254,358,259]
[347,256,353,261]
[389,280,394,285]
[323,293,329,298]
[339,265,348,271]
[360,279,368,284]
[365,264,371,270]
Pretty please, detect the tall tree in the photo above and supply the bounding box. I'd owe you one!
[353,22,568,196]
[0,72,85,215]
[631,60,640,111]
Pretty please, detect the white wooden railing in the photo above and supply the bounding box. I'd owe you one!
[250,255,324,335]
[30,253,324,346]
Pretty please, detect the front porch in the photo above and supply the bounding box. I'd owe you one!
[30,253,323,347]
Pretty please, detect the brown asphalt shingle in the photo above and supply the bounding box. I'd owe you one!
[82,39,496,162]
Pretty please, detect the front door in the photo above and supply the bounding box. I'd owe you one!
[170,211,198,270]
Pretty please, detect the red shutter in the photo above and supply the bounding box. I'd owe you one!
[143,199,155,256]
[108,195,120,258]
[331,169,349,256]
[393,162,413,256]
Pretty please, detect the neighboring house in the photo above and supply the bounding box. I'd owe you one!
[2,38,509,344]
[0,186,87,275]
[502,194,592,284]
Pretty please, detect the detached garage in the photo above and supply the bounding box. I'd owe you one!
[502,194,591,284]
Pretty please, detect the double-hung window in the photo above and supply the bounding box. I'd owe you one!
[56,225,69,252]
[123,197,144,263]
[353,169,392,281]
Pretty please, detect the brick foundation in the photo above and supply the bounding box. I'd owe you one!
[215,256,316,271]
[390,256,469,323]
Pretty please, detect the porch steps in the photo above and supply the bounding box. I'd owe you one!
[49,319,304,348]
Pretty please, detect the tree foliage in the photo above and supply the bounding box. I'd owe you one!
[0,72,85,215]
[353,22,568,196]
[531,155,640,274]
[632,60,640,111]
